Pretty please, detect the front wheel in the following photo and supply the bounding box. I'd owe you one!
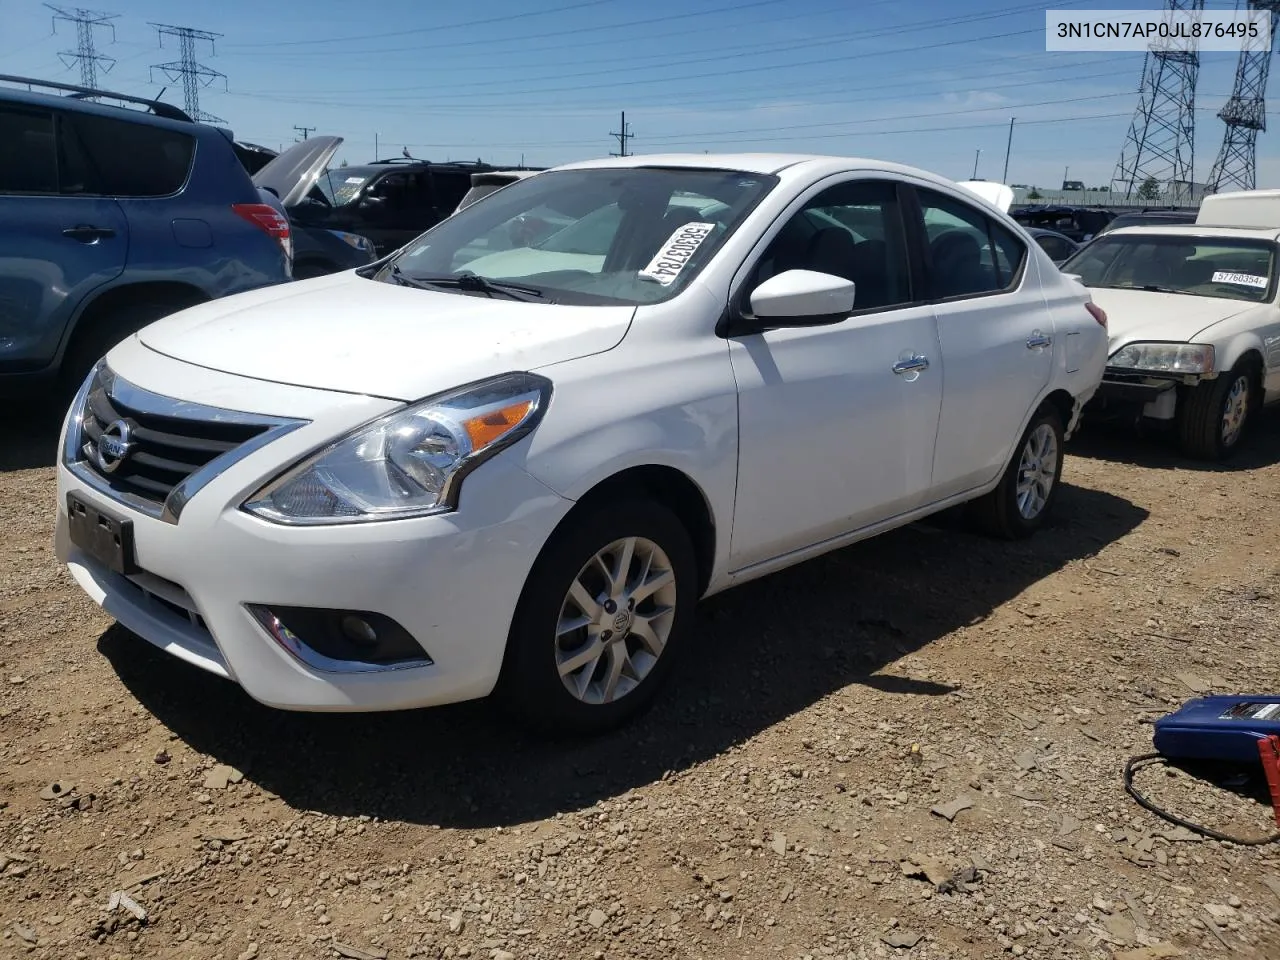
[495,498,698,736]
[1176,361,1255,461]
[969,407,1065,540]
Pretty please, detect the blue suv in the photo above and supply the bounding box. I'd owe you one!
[0,75,293,394]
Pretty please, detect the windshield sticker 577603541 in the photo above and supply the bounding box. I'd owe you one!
[1212,271,1269,289]
[639,222,717,286]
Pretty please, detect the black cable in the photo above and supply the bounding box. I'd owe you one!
[1124,754,1280,846]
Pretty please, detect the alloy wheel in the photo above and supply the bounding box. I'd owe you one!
[1016,423,1059,520]
[555,536,677,705]
[1220,374,1250,447]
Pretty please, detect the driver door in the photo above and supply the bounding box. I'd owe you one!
[726,177,944,571]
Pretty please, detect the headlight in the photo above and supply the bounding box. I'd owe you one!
[242,372,551,525]
[329,230,374,254]
[1108,342,1215,375]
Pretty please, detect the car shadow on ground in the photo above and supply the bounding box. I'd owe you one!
[99,481,1148,829]
[1069,405,1280,473]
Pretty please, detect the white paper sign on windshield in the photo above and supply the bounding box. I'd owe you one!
[1212,271,1268,289]
[639,222,716,285]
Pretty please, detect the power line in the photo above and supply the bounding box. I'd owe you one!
[255,0,1098,96]
[225,0,631,49]
[148,22,226,123]
[45,4,117,90]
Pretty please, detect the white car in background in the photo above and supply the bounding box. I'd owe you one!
[1063,189,1280,460]
[55,153,1107,734]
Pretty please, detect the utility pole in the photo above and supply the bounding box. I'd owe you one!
[610,110,633,157]
[374,132,379,159]
[972,148,981,179]
[1002,117,1015,183]
[149,22,226,123]
[46,4,117,90]
[293,125,315,141]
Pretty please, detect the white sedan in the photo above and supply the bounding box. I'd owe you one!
[55,153,1107,733]
[1063,188,1280,460]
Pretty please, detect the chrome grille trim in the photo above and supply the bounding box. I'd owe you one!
[63,360,308,524]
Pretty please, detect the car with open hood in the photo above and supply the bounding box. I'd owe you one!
[271,142,499,257]
[1062,188,1280,460]
[248,137,376,278]
[54,153,1106,734]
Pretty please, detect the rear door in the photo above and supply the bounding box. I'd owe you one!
[910,185,1053,501]
[0,103,127,373]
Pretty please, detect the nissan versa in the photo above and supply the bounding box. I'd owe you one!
[55,154,1108,733]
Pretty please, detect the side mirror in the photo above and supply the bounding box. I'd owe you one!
[748,269,855,325]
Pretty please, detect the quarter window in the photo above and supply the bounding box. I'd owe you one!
[750,179,913,311]
[0,107,57,195]
[917,188,1026,298]
[68,113,195,197]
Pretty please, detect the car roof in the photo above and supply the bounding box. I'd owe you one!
[1103,224,1280,242]
[550,153,991,198]
[0,81,202,134]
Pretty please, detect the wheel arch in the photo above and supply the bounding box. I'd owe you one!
[58,280,211,364]
[562,464,718,598]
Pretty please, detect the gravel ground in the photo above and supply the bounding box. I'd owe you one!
[3,402,1280,960]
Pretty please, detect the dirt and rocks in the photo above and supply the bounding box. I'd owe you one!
[2,410,1280,960]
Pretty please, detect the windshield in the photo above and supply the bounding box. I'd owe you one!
[1062,235,1277,304]
[316,165,380,207]
[380,167,778,306]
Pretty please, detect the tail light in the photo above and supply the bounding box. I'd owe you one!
[1085,301,1107,329]
[232,203,293,268]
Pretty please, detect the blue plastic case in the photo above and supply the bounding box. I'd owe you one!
[1152,696,1280,764]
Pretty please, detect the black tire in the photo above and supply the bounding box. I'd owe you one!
[58,300,187,397]
[1176,359,1257,461]
[969,406,1065,540]
[292,261,336,280]
[494,497,699,737]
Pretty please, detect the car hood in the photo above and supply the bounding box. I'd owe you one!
[252,135,342,208]
[136,273,636,401]
[1086,287,1257,353]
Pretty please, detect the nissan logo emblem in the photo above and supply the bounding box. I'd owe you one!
[95,419,135,474]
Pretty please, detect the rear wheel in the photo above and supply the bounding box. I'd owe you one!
[495,498,698,736]
[1176,359,1256,461]
[969,406,1065,540]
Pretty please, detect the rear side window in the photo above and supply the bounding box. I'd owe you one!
[917,188,1026,298]
[68,113,195,197]
[429,171,473,212]
[0,106,58,194]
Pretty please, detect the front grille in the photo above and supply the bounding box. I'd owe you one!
[76,368,270,509]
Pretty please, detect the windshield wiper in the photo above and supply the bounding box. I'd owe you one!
[385,264,437,290]
[403,270,546,302]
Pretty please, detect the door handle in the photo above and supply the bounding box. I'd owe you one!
[892,354,930,375]
[1026,332,1053,349]
[62,225,116,242]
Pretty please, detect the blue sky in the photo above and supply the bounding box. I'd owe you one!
[0,0,1273,188]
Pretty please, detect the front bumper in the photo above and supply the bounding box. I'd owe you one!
[55,346,574,712]
[1086,372,1182,422]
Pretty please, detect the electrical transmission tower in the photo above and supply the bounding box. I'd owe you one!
[149,23,226,123]
[46,4,117,90]
[1206,1,1280,193]
[610,111,633,157]
[1111,0,1204,202]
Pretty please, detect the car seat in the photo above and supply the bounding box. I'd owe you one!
[931,230,985,297]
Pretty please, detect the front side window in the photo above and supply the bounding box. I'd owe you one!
[748,178,912,311]
[1035,234,1072,261]
[68,113,194,197]
[0,106,57,195]
[384,167,777,306]
[917,188,1026,298]
[1061,235,1277,304]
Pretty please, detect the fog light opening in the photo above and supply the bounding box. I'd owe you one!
[248,604,432,670]
[340,615,379,646]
